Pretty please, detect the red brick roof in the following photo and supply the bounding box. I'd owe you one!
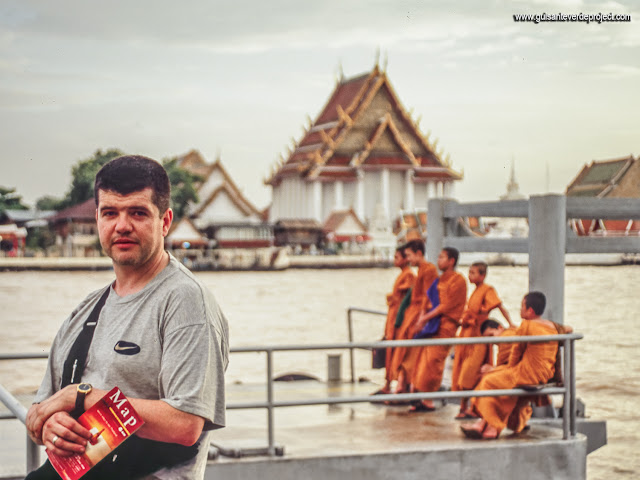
[51,198,96,223]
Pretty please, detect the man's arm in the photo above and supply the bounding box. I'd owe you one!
[27,385,205,456]
[497,303,514,327]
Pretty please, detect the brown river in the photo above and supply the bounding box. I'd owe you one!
[0,265,638,479]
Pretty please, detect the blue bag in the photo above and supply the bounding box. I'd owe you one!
[414,278,441,339]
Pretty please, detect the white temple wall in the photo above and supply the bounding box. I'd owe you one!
[388,171,404,220]
[363,171,382,224]
[322,183,335,222]
[194,192,256,228]
[343,182,356,212]
[414,182,428,210]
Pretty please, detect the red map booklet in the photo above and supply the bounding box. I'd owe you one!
[47,386,144,480]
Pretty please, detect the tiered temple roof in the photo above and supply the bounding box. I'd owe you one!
[265,66,462,185]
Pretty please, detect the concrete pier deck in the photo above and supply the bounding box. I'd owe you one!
[1,381,591,480]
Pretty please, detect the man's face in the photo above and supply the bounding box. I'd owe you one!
[437,250,453,271]
[482,327,502,337]
[393,251,407,268]
[404,248,420,266]
[468,266,483,284]
[520,298,534,320]
[96,188,172,268]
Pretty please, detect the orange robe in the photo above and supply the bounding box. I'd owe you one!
[383,267,415,381]
[495,326,518,367]
[389,259,438,381]
[451,284,502,391]
[412,270,467,392]
[472,320,558,432]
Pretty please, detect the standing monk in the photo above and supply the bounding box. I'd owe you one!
[410,247,467,411]
[452,262,513,419]
[461,292,559,440]
[388,239,438,395]
[373,246,415,395]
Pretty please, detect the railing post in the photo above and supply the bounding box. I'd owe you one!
[426,198,445,263]
[562,339,571,440]
[347,308,355,383]
[528,194,566,324]
[570,338,577,437]
[266,349,275,456]
[26,435,40,473]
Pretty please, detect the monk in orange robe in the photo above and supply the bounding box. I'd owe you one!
[410,247,467,411]
[374,246,415,394]
[461,292,561,439]
[388,239,437,394]
[479,318,518,372]
[452,262,513,419]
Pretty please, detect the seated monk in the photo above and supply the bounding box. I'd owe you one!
[373,246,415,395]
[461,291,571,440]
[479,318,518,375]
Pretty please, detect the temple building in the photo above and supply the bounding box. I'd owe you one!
[178,150,273,248]
[566,155,640,236]
[265,65,462,235]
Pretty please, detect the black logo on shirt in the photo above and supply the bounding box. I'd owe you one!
[114,341,141,355]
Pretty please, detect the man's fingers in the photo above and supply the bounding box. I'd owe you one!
[45,434,85,456]
[56,413,92,439]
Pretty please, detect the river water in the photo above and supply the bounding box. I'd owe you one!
[0,265,638,479]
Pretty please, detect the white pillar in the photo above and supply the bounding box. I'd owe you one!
[356,171,365,220]
[335,181,344,210]
[447,181,456,199]
[381,168,390,219]
[313,181,322,222]
[404,169,414,210]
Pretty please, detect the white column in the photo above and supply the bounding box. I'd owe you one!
[334,181,344,210]
[381,168,390,219]
[356,171,365,220]
[404,169,414,210]
[447,181,456,199]
[313,181,322,222]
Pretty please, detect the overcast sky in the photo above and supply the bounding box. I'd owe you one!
[1,0,638,209]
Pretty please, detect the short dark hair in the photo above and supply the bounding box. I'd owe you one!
[94,155,171,216]
[524,291,546,316]
[471,261,488,276]
[442,246,459,266]
[404,239,425,255]
[480,319,501,335]
[395,245,408,258]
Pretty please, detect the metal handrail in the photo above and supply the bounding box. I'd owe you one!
[347,306,386,382]
[1,332,581,468]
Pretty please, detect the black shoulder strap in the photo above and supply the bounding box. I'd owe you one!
[61,287,111,388]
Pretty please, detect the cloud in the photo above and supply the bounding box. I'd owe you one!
[596,63,640,77]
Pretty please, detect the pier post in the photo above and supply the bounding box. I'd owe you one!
[528,194,566,323]
[426,198,445,263]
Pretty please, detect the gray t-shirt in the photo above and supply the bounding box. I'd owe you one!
[35,254,229,479]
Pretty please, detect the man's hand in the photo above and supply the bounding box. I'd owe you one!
[42,412,91,457]
[415,312,429,331]
[480,364,495,375]
[26,385,77,444]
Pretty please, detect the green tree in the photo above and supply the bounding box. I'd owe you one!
[162,157,202,219]
[0,186,29,213]
[58,148,124,209]
[35,195,64,211]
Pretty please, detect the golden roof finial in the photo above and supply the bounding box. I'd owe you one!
[374,47,380,69]
[382,50,388,72]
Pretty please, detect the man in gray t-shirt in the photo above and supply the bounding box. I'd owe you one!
[25,155,229,480]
